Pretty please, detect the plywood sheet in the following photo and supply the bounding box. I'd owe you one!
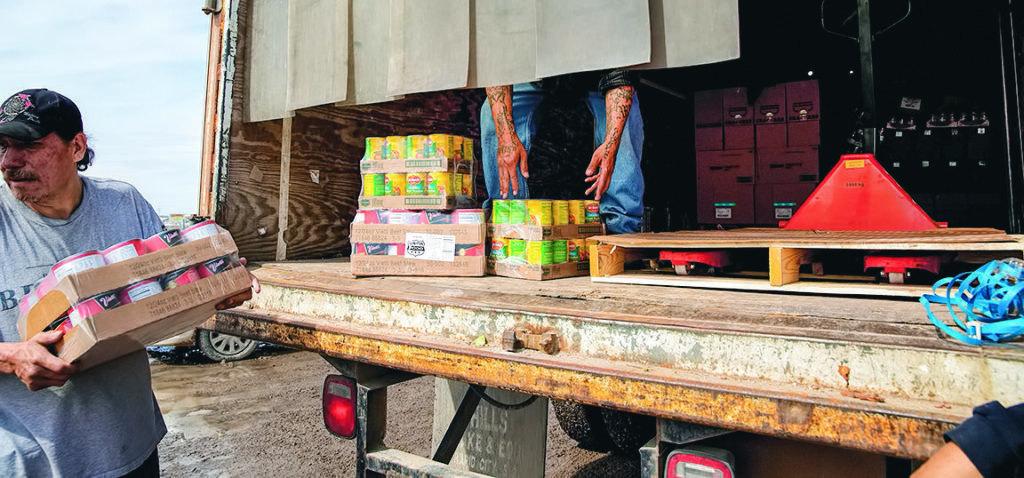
[387,0,470,96]
[287,0,349,111]
[535,0,651,78]
[247,0,291,122]
[468,0,538,88]
[335,0,404,107]
[641,0,740,69]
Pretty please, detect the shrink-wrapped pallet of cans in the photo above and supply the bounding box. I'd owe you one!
[486,199,606,280]
[358,133,477,211]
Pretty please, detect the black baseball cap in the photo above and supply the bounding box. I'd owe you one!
[0,89,83,143]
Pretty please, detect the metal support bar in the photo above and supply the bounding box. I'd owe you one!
[357,384,387,478]
[431,386,483,464]
[1000,4,1024,233]
[858,0,877,153]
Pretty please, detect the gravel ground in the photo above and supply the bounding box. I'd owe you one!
[150,348,640,477]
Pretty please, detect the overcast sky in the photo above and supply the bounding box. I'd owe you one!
[0,1,210,215]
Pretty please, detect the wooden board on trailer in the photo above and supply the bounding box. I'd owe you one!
[588,228,1024,296]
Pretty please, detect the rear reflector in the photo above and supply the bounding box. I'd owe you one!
[322,375,357,439]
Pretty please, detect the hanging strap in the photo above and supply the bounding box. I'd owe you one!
[920,259,1024,345]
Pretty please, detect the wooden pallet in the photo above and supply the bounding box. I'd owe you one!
[587,228,1024,297]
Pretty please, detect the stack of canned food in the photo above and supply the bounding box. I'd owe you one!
[488,199,601,266]
[19,221,240,334]
[351,209,486,257]
[361,133,475,198]
[491,199,601,226]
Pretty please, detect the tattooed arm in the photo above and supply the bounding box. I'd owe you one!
[486,85,528,198]
[585,85,634,200]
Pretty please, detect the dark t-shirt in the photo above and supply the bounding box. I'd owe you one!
[946,401,1024,477]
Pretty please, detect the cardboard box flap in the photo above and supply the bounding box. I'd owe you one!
[351,223,485,244]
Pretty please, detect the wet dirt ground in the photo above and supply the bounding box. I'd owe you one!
[149,347,640,477]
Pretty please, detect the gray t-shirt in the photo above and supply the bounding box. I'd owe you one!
[1,176,168,477]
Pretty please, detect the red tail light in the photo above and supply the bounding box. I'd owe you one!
[665,445,735,478]
[323,375,356,439]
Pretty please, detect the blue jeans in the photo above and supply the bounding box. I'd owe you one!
[481,82,645,234]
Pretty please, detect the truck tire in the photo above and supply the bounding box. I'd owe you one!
[196,329,259,362]
[601,408,656,455]
[552,400,614,452]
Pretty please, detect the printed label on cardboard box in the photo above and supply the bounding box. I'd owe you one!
[405,233,455,262]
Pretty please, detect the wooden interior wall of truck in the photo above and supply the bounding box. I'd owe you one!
[211,0,485,262]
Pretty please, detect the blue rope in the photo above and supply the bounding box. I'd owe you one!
[920,258,1024,345]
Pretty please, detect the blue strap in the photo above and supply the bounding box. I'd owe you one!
[920,259,1024,345]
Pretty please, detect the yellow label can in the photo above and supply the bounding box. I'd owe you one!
[527,200,553,226]
[490,237,507,261]
[407,135,429,159]
[568,200,586,224]
[405,172,426,195]
[385,136,406,159]
[427,171,450,196]
[569,238,588,261]
[552,200,569,225]
[526,240,554,265]
[461,174,472,196]
[364,137,387,160]
[428,134,453,159]
[384,173,406,196]
[462,137,474,161]
[451,136,465,160]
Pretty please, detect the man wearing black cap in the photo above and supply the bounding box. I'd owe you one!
[0,88,251,476]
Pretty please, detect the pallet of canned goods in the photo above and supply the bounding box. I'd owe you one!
[487,199,605,241]
[17,223,252,370]
[359,133,477,210]
[485,199,604,280]
[350,208,487,277]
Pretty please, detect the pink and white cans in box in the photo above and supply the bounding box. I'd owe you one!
[388,209,424,225]
[160,267,201,290]
[181,220,222,242]
[102,239,146,263]
[51,251,106,282]
[196,255,238,279]
[118,280,164,305]
[453,209,485,224]
[143,229,184,252]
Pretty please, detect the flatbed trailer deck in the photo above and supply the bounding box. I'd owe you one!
[209,259,1024,461]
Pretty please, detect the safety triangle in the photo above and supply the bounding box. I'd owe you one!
[782,153,943,231]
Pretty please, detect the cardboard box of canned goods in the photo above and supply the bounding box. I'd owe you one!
[350,209,486,277]
[17,230,252,370]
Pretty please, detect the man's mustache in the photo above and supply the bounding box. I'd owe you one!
[3,169,37,181]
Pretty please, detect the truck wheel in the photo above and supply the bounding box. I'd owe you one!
[196,330,258,362]
[552,400,614,452]
[601,408,656,455]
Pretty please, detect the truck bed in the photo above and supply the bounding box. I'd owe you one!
[209,259,1024,460]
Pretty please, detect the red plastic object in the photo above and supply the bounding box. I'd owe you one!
[659,250,732,268]
[781,153,945,231]
[864,255,945,275]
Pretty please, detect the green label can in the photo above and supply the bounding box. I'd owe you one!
[552,200,569,225]
[527,200,553,226]
[492,200,510,224]
[508,239,527,264]
[552,240,568,264]
[568,200,586,224]
[584,200,601,224]
[509,200,528,225]
[526,240,553,265]
[362,174,385,196]
[463,137,474,161]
